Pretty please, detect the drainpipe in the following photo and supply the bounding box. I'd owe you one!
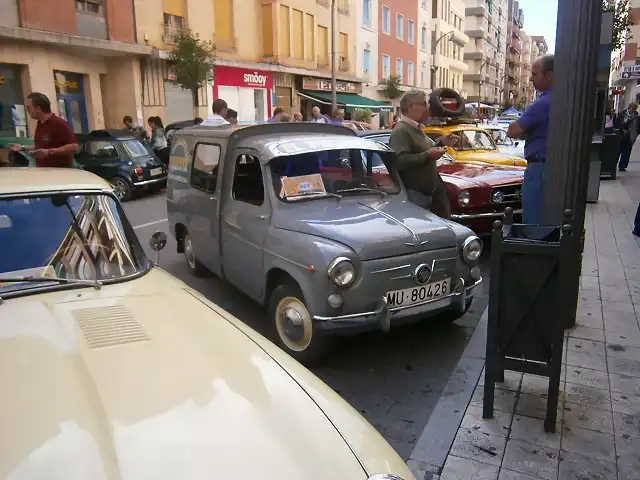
[331,0,337,113]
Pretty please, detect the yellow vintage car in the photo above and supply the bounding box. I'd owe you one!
[0,168,414,480]
[424,123,527,167]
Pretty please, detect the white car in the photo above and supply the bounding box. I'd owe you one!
[484,126,525,158]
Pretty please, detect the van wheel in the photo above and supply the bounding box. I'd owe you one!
[440,298,473,324]
[183,232,208,277]
[111,177,132,202]
[268,282,329,366]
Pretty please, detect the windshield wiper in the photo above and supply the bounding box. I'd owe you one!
[336,187,388,197]
[287,191,342,201]
[0,276,102,289]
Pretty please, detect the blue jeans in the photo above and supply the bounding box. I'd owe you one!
[522,162,545,224]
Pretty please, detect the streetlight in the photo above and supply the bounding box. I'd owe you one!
[331,0,337,113]
[431,31,453,90]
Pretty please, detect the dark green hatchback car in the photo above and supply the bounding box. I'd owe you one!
[75,129,167,201]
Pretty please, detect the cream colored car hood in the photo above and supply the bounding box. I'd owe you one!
[0,269,367,480]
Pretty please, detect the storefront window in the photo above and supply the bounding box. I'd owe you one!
[0,64,27,137]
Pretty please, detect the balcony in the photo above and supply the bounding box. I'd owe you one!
[464,51,484,61]
[465,27,486,39]
[465,5,486,16]
[464,72,490,83]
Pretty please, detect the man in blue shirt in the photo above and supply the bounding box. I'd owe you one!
[507,54,554,224]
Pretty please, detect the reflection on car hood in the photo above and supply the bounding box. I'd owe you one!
[438,162,525,189]
[273,198,458,260]
[0,269,366,480]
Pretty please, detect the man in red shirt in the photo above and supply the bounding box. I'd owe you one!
[9,92,78,167]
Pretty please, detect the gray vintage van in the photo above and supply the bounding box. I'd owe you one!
[166,123,483,364]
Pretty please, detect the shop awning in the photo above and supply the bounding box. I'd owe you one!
[298,90,392,112]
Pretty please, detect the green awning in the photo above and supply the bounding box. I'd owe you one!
[299,90,392,112]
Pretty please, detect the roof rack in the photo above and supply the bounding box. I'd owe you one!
[424,116,481,126]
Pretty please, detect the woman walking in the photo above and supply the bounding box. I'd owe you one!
[148,116,169,166]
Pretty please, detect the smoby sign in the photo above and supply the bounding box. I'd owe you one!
[214,66,273,89]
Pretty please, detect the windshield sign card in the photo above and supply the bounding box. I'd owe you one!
[281,174,327,198]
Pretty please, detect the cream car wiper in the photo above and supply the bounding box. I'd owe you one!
[0,276,102,289]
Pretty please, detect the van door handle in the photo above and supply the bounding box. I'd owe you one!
[259,215,267,220]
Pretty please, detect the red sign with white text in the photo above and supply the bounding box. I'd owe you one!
[213,66,273,89]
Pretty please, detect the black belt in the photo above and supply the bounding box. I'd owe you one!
[526,155,546,163]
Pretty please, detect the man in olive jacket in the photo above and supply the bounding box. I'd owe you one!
[389,90,451,218]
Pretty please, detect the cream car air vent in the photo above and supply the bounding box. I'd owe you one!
[73,305,150,349]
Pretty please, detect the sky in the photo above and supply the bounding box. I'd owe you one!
[516,0,558,53]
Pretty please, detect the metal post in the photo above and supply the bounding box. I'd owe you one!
[331,0,337,113]
[541,0,602,328]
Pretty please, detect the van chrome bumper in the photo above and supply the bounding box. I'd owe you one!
[451,209,522,221]
[313,277,482,333]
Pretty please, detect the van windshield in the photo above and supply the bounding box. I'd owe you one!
[269,149,400,202]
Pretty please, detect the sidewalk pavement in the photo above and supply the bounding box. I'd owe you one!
[407,167,640,480]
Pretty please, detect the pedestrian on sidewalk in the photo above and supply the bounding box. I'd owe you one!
[267,108,284,123]
[8,92,78,168]
[200,99,230,126]
[123,115,149,141]
[389,89,452,219]
[293,112,303,122]
[148,116,169,166]
[507,54,554,225]
[617,102,639,172]
[311,106,329,123]
[226,109,238,125]
[330,109,344,125]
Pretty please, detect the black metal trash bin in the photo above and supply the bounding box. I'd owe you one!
[483,209,574,433]
[600,132,620,180]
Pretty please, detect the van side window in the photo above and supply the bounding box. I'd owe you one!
[232,154,264,206]
[191,143,220,193]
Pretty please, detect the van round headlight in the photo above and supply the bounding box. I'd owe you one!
[328,257,356,287]
[462,236,483,263]
[458,190,471,207]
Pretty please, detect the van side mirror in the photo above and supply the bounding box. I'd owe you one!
[149,231,167,265]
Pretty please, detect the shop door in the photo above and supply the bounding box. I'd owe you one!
[54,71,88,134]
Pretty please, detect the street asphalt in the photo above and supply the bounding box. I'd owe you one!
[123,190,491,460]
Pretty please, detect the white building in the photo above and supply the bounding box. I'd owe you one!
[418,0,433,91]
[432,0,470,95]
[357,0,380,104]
[462,0,508,105]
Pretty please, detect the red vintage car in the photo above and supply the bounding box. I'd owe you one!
[359,130,523,234]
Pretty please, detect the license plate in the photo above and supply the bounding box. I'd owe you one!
[151,167,163,176]
[386,278,451,308]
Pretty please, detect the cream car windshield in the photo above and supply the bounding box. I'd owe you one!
[0,193,149,296]
[451,130,497,151]
[270,149,401,202]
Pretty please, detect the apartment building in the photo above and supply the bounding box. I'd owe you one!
[432,0,469,94]
[462,0,508,104]
[138,0,363,123]
[519,31,532,107]
[610,0,640,109]
[503,0,523,105]
[529,35,548,56]
[0,0,151,136]
[378,1,420,89]
[417,0,432,90]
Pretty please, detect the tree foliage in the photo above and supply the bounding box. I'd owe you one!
[603,0,630,50]
[380,75,403,100]
[353,108,373,123]
[167,29,216,116]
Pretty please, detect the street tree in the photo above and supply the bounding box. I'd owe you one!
[167,29,216,118]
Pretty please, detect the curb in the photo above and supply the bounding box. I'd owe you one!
[407,307,488,479]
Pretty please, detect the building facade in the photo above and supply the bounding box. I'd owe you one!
[462,0,508,105]
[431,0,469,95]
[417,0,433,91]
[503,0,524,105]
[0,0,151,137]
[610,0,640,110]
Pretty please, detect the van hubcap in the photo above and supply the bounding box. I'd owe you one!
[275,297,312,352]
[184,235,196,269]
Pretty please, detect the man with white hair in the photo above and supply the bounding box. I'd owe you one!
[389,89,451,218]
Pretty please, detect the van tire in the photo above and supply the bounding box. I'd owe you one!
[183,232,209,277]
[268,281,329,366]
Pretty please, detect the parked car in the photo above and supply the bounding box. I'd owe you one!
[484,125,525,158]
[166,123,484,364]
[166,118,203,146]
[0,167,415,480]
[75,129,167,202]
[360,130,524,234]
[423,121,527,167]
